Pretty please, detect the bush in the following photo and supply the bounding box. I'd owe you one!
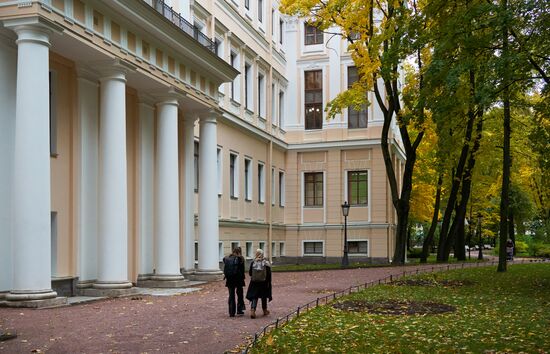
[515,241,528,254]
[528,242,550,258]
[408,247,423,258]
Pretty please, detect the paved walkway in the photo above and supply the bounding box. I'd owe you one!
[0,263,475,354]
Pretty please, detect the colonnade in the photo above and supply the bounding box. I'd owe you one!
[3,20,221,305]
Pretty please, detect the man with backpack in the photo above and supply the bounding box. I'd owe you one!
[245,249,272,318]
[223,247,246,317]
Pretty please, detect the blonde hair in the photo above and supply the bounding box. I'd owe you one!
[255,249,264,259]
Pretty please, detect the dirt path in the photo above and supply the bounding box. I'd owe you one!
[0,264,460,354]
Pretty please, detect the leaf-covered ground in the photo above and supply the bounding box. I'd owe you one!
[251,263,550,353]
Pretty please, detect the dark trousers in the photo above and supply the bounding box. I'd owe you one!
[228,286,245,316]
[250,297,267,310]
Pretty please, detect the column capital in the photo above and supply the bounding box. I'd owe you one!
[3,16,63,47]
[138,93,156,108]
[92,59,136,82]
[76,64,100,86]
[198,109,220,124]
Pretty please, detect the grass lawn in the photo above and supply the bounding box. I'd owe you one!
[272,255,480,272]
[252,263,550,353]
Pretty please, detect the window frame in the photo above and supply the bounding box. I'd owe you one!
[304,24,323,45]
[304,172,324,207]
[279,171,285,207]
[230,152,239,199]
[302,240,324,256]
[245,157,253,201]
[347,66,368,129]
[304,70,323,130]
[347,240,369,256]
[258,162,265,204]
[347,170,368,206]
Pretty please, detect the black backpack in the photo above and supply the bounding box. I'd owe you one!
[224,256,239,278]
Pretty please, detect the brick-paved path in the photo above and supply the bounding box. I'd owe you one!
[0,263,467,354]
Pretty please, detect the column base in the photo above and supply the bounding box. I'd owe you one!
[181,268,195,277]
[137,273,153,281]
[92,280,133,289]
[79,287,140,298]
[192,269,224,281]
[76,279,95,289]
[0,297,68,308]
[136,279,189,288]
[5,289,58,301]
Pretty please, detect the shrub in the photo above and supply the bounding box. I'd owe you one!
[408,247,423,258]
[515,241,528,254]
[528,242,550,258]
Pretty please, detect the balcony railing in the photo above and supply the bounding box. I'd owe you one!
[150,0,217,54]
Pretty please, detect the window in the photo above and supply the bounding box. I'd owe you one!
[304,241,323,255]
[271,83,276,124]
[217,148,222,195]
[194,242,199,262]
[348,241,368,255]
[230,52,237,100]
[215,38,222,57]
[194,141,199,192]
[347,66,367,128]
[279,242,285,256]
[258,163,265,203]
[246,241,253,258]
[348,170,368,205]
[245,0,249,10]
[258,0,263,23]
[258,73,265,118]
[219,242,224,261]
[230,153,239,198]
[245,63,252,110]
[271,242,276,257]
[279,19,283,44]
[304,24,323,45]
[271,10,274,36]
[259,241,265,251]
[305,70,322,130]
[279,171,285,207]
[279,91,285,127]
[231,241,240,252]
[245,158,252,201]
[304,172,323,207]
[49,71,57,156]
[271,168,275,205]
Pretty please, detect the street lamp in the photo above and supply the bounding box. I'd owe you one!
[477,213,483,260]
[341,201,350,267]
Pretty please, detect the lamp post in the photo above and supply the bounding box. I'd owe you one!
[341,201,350,267]
[477,213,483,260]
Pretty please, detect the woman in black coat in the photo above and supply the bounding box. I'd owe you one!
[223,247,246,317]
[245,249,272,318]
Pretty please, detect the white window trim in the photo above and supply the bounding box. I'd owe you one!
[259,241,266,251]
[302,170,325,208]
[347,239,370,257]
[301,22,324,54]
[279,171,286,207]
[271,167,276,206]
[278,89,285,129]
[245,62,253,111]
[344,168,371,222]
[245,241,253,259]
[230,152,240,198]
[245,157,253,201]
[217,147,222,196]
[219,241,224,261]
[258,70,266,118]
[279,241,286,256]
[230,240,241,252]
[302,240,325,257]
[258,161,265,203]
[271,241,277,257]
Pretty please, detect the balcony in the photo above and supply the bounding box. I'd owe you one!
[149,0,217,54]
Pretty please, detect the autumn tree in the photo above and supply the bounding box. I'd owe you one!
[280,0,427,264]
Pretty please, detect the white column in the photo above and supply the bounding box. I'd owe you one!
[7,23,57,301]
[196,111,223,277]
[94,64,132,289]
[77,69,99,288]
[138,99,155,280]
[182,116,196,273]
[153,98,184,280]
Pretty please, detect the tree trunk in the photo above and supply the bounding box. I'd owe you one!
[421,174,443,263]
[437,70,477,262]
[445,113,483,260]
[498,0,510,272]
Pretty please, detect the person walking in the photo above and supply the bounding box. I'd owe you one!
[246,249,272,319]
[223,247,246,317]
